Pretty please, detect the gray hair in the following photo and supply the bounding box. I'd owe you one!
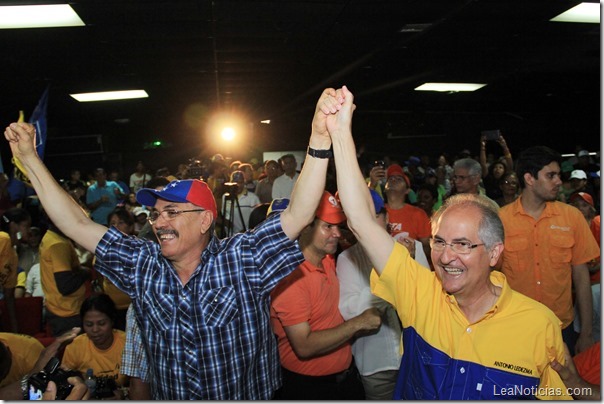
[431,194,504,250]
[453,158,482,177]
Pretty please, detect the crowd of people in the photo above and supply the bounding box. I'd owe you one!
[0,86,600,400]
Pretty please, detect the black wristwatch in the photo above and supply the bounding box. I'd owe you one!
[307,146,333,159]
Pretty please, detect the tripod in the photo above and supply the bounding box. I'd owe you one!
[220,186,246,237]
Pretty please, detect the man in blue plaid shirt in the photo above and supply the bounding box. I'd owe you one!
[4,88,346,399]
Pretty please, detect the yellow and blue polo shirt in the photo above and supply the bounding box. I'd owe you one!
[370,242,571,400]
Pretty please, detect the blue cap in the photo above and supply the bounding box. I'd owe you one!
[267,198,290,217]
[369,189,385,214]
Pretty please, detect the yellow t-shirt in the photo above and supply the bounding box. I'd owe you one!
[0,332,44,388]
[16,269,26,289]
[61,329,128,387]
[102,279,131,310]
[0,232,18,289]
[39,230,86,317]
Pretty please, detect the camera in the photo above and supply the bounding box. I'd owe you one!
[373,160,386,186]
[93,376,118,399]
[223,182,239,199]
[481,129,501,141]
[27,357,81,400]
[186,158,204,179]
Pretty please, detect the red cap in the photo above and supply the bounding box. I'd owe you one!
[570,192,594,208]
[316,191,346,224]
[386,164,410,187]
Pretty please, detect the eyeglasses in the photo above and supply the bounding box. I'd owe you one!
[148,209,205,224]
[452,174,475,182]
[503,180,519,186]
[430,238,485,254]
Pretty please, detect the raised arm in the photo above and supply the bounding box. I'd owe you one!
[280,89,342,240]
[327,86,394,273]
[4,123,106,253]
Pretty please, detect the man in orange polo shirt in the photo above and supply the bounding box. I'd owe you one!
[498,146,599,356]
[270,191,381,400]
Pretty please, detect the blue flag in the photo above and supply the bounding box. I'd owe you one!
[29,86,49,160]
[12,87,49,186]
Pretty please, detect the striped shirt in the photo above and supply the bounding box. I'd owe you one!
[121,305,149,383]
[95,213,304,399]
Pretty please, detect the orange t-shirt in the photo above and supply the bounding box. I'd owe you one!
[270,255,351,376]
[589,216,600,283]
[574,341,600,385]
[499,198,600,328]
[386,203,431,239]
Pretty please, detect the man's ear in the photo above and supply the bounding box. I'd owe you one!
[200,211,214,235]
[489,243,504,268]
[523,172,534,187]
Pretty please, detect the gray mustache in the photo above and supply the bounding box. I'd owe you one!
[156,229,178,237]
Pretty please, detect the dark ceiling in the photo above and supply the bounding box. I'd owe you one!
[0,0,600,176]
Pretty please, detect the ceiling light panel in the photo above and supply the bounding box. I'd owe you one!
[0,4,85,29]
[70,90,149,102]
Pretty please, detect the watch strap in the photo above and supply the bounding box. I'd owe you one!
[307,146,333,159]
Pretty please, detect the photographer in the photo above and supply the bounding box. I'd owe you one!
[0,327,79,400]
[221,170,260,235]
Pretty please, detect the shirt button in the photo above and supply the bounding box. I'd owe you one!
[460,367,465,374]
[466,327,472,333]
[537,281,541,285]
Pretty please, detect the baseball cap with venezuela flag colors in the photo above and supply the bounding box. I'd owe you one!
[136,179,218,219]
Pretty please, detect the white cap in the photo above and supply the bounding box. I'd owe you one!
[570,169,587,180]
[132,206,149,217]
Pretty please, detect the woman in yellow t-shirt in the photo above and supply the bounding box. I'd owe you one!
[62,294,128,399]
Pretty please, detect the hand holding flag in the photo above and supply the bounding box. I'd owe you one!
[12,87,48,186]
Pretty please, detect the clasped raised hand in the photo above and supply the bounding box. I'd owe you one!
[4,122,38,159]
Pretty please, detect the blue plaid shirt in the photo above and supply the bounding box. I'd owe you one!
[95,213,304,399]
[121,305,149,383]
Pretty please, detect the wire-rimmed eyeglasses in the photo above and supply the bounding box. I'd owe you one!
[429,238,485,254]
[148,209,205,224]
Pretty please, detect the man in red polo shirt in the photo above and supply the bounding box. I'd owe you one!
[270,191,381,400]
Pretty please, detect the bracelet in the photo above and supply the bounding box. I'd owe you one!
[21,374,30,399]
[307,146,333,159]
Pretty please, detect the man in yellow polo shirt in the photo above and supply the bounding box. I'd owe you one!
[326,85,571,399]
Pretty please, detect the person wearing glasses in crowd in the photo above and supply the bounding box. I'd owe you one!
[325,85,570,399]
[495,172,520,207]
[3,88,342,400]
[448,157,498,208]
